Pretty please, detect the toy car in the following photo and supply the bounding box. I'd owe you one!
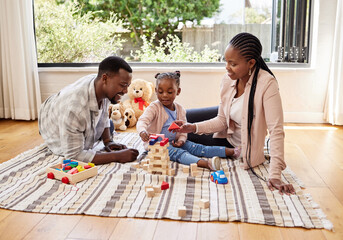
[210,170,228,184]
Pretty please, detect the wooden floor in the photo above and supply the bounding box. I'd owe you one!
[0,119,342,240]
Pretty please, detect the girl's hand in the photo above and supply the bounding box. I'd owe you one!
[172,140,185,148]
[267,178,296,195]
[173,121,196,133]
[139,131,150,142]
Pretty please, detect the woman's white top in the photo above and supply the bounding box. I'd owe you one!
[228,93,244,147]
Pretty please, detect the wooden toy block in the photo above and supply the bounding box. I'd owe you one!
[190,163,197,172]
[199,199,210,209]
[168,168,175,176]
[46,160,98,185]
[153,185,161,193]
[150,134,158,139]
[149,138,158,145]
[132,162,140,168]
[182,165,189,173]
[159,138,169,146]
[141,159,148,165]
[161,181,169,190]
[146,188,155,197]
[191,171,198,177]
[143,164,149,171]
[145,184,153,191]
[178,206,187,217]
[168,122,181,131]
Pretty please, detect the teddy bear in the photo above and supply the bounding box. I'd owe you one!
[124,79,154,119]
[123,108,137,128]
[108,102,127,131]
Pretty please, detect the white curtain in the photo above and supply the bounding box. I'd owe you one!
[324,0,343,125]
[0,0,41,120]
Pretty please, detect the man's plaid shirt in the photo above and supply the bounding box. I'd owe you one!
[38,74,110,162]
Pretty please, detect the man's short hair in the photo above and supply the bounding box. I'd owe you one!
[98,56,132,77]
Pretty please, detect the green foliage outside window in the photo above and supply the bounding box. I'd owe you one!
[131,34,220,62]
[35,0,126,63]
[61,0,220,44]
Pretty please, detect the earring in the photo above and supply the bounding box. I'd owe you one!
[249,68,252,76]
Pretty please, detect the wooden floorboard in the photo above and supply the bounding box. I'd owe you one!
[0,119,342,239]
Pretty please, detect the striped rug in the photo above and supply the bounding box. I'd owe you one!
[0,132,332,230]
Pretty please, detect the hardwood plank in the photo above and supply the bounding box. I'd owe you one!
[109,218,158,240]
[66,216,119,239]
[279,227,326,240]
[306,187,343,240]
[0,211,45,240]
[152,220,197,240]
[238,223,283,240]
[23,214,82,240]
[197,222,239,240]
[0,209,12,222]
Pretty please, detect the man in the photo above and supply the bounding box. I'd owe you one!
[39,56,139,164]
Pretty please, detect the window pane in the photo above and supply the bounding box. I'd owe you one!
[34,0,310,64]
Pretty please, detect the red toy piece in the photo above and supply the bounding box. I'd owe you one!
[160,138,169,146]
[161,181,169,190]
[64,165,72,170]
[61,177,70,184]
[84,165,91,169]
[168,122,180,131]
[149,134,158,140]
[47,172,54,179]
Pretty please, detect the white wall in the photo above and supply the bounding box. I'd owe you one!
[38,0,338,123]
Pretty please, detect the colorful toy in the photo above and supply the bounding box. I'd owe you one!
[46,160,98,184]
[210,170,228,184]
[168,122,180,131]
[161,181,169,190]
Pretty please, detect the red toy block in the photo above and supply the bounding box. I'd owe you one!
[64,165,72,170]
[161,181,169,190]
[168,122,180,131]
[47,172,54,179]
[61,177,70,184]
[84,165,91,169]
[149,134,158,139]
[160,138,169,146]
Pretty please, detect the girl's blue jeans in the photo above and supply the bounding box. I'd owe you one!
[167,140,226,165]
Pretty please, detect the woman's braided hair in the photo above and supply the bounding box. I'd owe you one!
[229,32,275,180]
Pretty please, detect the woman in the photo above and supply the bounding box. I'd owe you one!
[175,32,295,195]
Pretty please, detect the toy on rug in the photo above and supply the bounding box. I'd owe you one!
[46,159,97,184]
[108,102,127,131]
[123,107,137,128]
[124,79,154,119]
[210,170,228,184]
[135,134,175,176]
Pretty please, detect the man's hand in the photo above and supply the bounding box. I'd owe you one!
[114,148,139,163]
[172,140,185,148]
[172,121,196,133]
[104,142,128,152]
[139,131,150,142]
[267,178,295,195]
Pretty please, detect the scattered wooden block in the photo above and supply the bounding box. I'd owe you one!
[178,206,187,217]
[199,199,209,209]
[168,168,175,176]
[145,184,153,191]
[153,185,161,193]
[143,164,149,171]
[146,188,155,197]
[132,163,140,168]
[182,165,189,173]
[190,163,197,172]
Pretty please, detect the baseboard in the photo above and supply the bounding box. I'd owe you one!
[284,112,326,123]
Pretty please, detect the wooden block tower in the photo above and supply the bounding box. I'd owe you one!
[147,134,174,176]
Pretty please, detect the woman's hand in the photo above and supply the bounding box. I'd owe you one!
[267,178,295,195]
[173,120,196,133]
[172,140,185,148]
[139,131,150,142]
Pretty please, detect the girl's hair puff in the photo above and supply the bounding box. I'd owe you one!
[155,71,181,87]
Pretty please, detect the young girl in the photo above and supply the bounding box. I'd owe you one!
[136,71,240,171]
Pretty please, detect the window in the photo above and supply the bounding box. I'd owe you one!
[34,0,312,65]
